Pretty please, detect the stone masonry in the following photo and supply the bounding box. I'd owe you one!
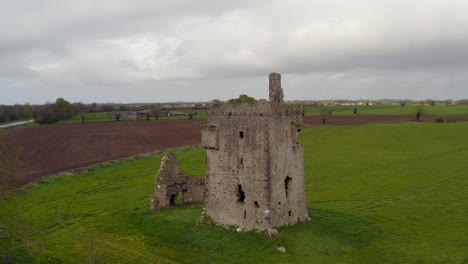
[151,152,204,212]
[199,72,309,230]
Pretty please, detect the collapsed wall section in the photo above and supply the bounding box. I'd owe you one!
[151,152,205,212]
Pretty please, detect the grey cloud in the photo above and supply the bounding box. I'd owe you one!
[1,0,468,104]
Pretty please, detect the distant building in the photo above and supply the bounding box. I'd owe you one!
[166,111,186,117]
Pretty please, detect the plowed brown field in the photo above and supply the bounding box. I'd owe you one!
[8,120,204,186]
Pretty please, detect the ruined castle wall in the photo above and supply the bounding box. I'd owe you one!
[207,100,279,117]
[267,117,308,227]
[201,72,309,230]
[184,177,205,203]
[203,112,308,229]
[151,152,205,212]
[204,115,272,229]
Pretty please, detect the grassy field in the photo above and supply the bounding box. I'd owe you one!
[1,122,467,263]
[58,111,207,124]
[305,104,468,116]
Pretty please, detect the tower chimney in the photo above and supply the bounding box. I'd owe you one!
[269,72,284,105]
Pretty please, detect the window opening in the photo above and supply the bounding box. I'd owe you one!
[239,131,244,138]
[237,184,245,202]
[254,201,260,208]
[240,158,243,165]
[244,210,247,219]
[288,210,292,216]
[284,176,292,198]
[170,192,184,206]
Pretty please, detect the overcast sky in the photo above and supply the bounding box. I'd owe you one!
[1,0,468,104]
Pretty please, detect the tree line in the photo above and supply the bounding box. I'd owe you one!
[0,98,77,124]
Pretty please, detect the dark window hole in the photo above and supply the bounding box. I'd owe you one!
[237,184,245,203]
[284,176,292,198]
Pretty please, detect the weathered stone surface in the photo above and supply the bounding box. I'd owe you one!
[184,177,205,203]
[277,247,286,253]
[200,73,309,230]
[267,228,279,237]
[151,152,205,212]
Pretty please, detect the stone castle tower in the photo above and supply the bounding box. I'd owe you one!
[200,73,309,230]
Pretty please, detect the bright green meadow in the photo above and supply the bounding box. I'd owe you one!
[1,122,467,263]
[305,104,468,116]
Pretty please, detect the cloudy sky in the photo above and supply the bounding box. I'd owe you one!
[1,0,468,104]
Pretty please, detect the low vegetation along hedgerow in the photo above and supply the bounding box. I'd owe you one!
[305,103,468,116]
[1,122,467,263]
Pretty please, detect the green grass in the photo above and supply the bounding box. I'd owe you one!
[306,104,468,116]
[57,111,207,124]
[1,122,467,263]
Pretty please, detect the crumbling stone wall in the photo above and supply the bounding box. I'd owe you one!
[151,152,205,212]
[200,72,309,230]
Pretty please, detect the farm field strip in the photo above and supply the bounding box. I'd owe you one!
[6,116,468,187]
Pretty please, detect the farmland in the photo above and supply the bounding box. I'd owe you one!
[6,120,204,186]
[1,121,467,263]
[5,114,468,188]
[305,103,468,116]
[57,111,207,124]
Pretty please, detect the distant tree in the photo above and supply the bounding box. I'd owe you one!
[400,100,407,107]
[72,102,87,114]
[145,111,151,120]
[416,105,426,121]
[151,104,161,120]
[319,106,333,125]
[91,102,98,112]
[114,112,121,121]
[188,112,194,120]
[55,98,74,119]
[35,103,61,124]
[101,104,113,112]
[353,104,358,115]
[80,110,87,123]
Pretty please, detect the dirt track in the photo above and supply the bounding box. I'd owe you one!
[6,114,468,186]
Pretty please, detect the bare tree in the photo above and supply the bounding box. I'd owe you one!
[151,104,161,120]
[319,106,333,125]
[114,112,121,122]
[416,104,426,121]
